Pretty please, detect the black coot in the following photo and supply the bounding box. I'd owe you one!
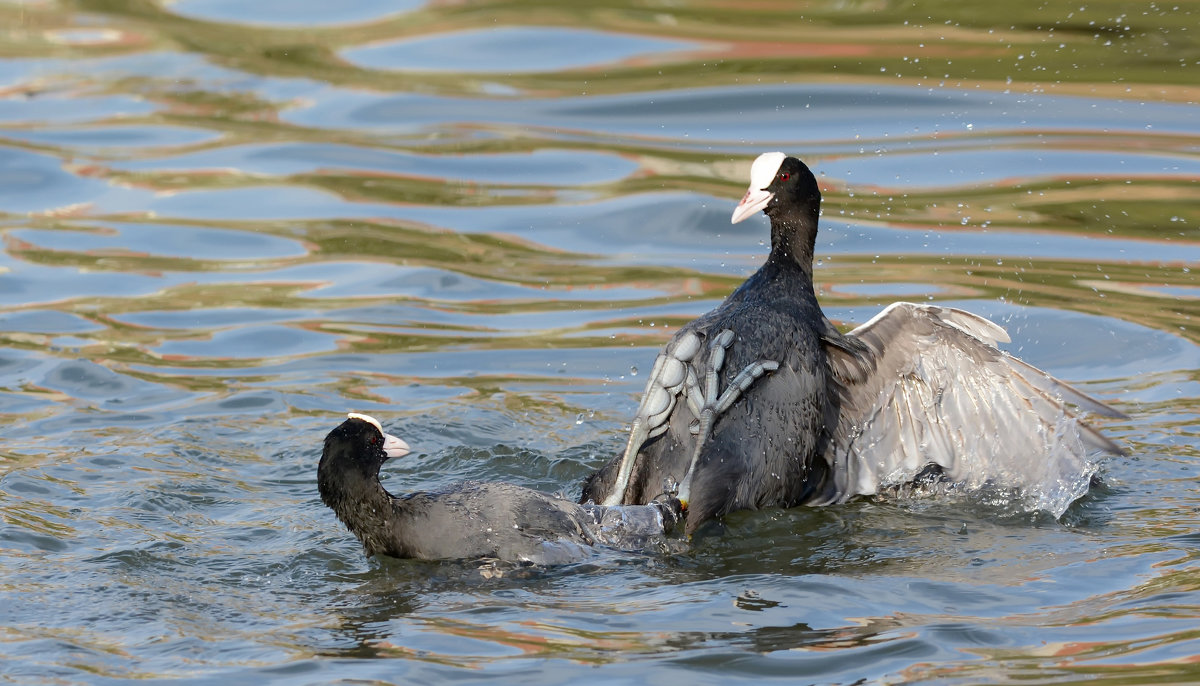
[318,414,681,563]
[582,152,1125,532]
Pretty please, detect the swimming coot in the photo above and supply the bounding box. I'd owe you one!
[582,152,1125,531]
[318,413,681,563]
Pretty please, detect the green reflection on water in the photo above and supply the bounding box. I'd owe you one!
[2,0,1186,99]
[1,2,1198,684]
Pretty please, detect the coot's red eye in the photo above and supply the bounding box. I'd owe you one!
[780,172,791,181]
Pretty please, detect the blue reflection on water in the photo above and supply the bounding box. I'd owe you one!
[342,26,701,73]
[4,126,219,151]
[10,223,308,261]
[114,144,639,186]
[820,148,1200,187]
[287,84,1200,141]
[0,147,125,213]
[169,0,420,27]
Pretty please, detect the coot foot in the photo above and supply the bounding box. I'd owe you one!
[650,493,685,532]
[603,332,703,505]
[676,329,780,508]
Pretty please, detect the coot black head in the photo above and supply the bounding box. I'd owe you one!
[731,152,822,267]
[317,413,409,512]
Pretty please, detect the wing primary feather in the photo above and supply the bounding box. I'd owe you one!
[1003,355,1127,418]
[826,299,1125,514]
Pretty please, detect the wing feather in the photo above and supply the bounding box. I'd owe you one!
[823,302,1126,516]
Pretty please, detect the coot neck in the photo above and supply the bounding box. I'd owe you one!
[766,204,819,279]
[318,458,399,555]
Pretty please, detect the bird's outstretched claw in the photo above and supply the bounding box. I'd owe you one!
[675,331,780,507]
[603,332,702,506]
[605,329,780,508]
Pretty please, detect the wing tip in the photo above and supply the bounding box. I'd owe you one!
[1080,420,1129,456]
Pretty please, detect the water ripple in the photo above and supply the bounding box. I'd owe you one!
[0,1,1197,683]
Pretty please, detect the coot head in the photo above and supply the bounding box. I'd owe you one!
[731,153,822,267]
[319,413,410,491]
[730,152,820,224]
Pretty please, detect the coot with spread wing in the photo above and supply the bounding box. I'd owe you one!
[582,153,1125,532]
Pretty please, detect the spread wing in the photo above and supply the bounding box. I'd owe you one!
[819,302,1126,516]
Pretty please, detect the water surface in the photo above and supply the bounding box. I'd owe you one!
[0,1,1197,683]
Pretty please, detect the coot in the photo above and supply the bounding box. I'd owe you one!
[318,413,681,563]
[582,152,1125,531]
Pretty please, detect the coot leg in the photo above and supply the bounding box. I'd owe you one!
[713,359,780,414]
[603,331,703,505]
[676,330,779,507]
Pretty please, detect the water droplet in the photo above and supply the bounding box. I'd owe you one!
[630,366,638,377]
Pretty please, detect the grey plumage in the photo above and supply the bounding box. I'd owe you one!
[319,415,680,563]
[819,302,1124,515]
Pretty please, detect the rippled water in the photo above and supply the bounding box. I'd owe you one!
[2,1,1198,683]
